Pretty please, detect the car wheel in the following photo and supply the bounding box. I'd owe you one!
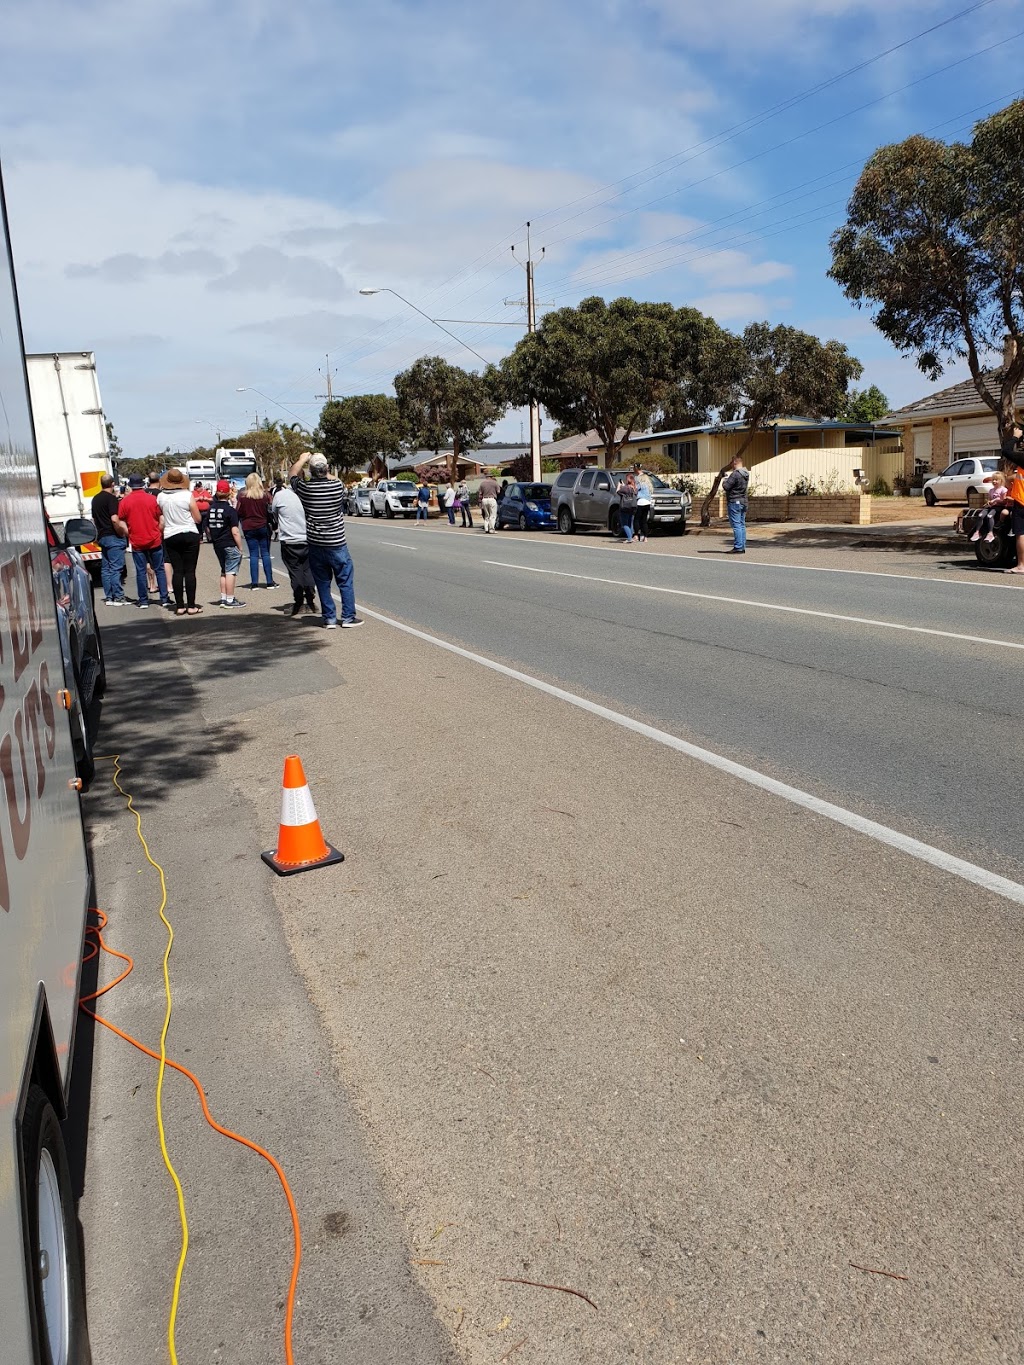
[518,513,527,531]
[70,654,95,787]
[974,532,1016,569]
[21,1083,92,1365]
[557,506,574,535]
[608,507,621,537]
[924,488,937,506]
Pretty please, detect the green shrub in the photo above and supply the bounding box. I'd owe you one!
[870,477,891,496]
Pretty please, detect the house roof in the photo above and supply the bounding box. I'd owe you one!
[881,373,1001,423]
[622,418,898,440]
[540,429,629,456]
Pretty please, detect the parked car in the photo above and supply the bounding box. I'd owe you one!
[496,482,555,531]
[550,466,690,535]
[46,515,105,782]
[352,486,373,516]
[923,456,1000,505]
[370,479,418,518]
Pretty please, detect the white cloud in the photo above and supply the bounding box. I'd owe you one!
[693,291,775,321]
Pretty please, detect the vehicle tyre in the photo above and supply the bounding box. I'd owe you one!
[70,658,95,788]
[557,506,574,535]
[518,513,527,531]
[370,503,379,518]
[608,507,621,537]
[974,533,1016,569]
[674,519,687,535]
[385,503,394,519]
[20,1083,93,1365]
[91,618,106,700]
[924,488,937,506]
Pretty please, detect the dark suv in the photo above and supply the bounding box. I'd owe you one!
[550,467,690,536]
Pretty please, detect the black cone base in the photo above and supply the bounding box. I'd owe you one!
[261,844,345,877]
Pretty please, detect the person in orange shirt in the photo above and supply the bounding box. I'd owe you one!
[1002,423,1024,574]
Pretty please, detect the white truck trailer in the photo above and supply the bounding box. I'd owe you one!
[0,175,94,1360]
[25,352,110,578]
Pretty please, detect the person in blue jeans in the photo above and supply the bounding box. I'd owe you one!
[415,479,430,523]
[90,473,127,603]
[290,451,363,630]
[722,454,750,554]
[236,473,277,588]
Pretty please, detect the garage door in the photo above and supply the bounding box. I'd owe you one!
[913,427,932,469]
[952,415,999,454]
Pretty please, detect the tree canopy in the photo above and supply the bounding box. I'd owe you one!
[829,99,1024,437]
[839,384,890,425]
[394,356,504,483]
[319,393,403,478]
[499,295,730,467]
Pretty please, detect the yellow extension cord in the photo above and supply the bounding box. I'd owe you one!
[99,754,189,1364]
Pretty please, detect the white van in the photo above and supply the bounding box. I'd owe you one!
[185,459,216,483]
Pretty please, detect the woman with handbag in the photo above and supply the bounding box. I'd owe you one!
[616,471,638,544]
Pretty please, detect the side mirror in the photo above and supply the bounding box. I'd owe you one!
[64,517,98,547]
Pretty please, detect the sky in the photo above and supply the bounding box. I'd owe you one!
[0,0,1020,457]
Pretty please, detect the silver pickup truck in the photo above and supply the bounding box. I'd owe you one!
[550,466,690,536]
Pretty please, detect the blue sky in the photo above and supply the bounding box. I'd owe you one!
[1,0,1020,455]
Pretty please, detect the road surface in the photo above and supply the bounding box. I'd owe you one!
[73,524,1023,1365]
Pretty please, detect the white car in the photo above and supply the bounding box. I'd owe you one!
[370,479,418,519]
[352,486,373,516]
[923,456,1000,505]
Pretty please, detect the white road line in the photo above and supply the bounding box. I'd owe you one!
[358,604,1024,908]
[377,540,417,550]
[347,518,1021,590]
[484,560,1024,652]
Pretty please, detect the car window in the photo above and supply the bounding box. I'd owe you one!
[579,470,596,489]
[981,458,1000,471]
[595,473,612,490]
[939,464,958,477]
[554,470,575,487]
[954,461,973,475]
[522,485,548,499]
[507,487,521,502]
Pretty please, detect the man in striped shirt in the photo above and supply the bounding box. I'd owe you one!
[289,452,364,628]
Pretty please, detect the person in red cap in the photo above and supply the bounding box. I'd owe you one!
[206,480,247,608]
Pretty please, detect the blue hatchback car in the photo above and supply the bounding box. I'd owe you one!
[496,482,555,531]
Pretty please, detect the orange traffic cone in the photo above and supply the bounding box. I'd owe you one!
[262,755,345,877]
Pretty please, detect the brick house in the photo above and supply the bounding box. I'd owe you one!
[882,372,1018,484]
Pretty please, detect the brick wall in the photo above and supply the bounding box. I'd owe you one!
[722,494,871,524]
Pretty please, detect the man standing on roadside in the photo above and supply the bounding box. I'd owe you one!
[91,472,127,604]
[722,454,750,555]
[478,469,500,534]
[289,452,363,630]
[207,479,248,608]
[113,473,171,608]
[272,476,317,615]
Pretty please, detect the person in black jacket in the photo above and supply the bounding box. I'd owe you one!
[722,455,750,554]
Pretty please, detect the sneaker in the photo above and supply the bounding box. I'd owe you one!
[266,582,278,589]
[341,616,364,628]
[220,598,247,609]
[325,621,338,630]
[138,601,150,608]
[728,547,746,554]
[984,532,996,542]
[289,603,302,617]
[970,531,981,541]
[111,598,126,606]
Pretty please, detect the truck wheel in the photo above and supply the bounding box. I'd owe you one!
[674,519,687,535]
[557,506,574,535]
[20,1084,92,1365]
[385,503,394,519]
[974,534,1016,569]
[70,661,95,787]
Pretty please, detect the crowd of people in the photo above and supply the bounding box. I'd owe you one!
[90,454,363,628]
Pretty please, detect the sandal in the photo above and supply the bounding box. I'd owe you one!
[175,607,188,616]
[186,606,203,615]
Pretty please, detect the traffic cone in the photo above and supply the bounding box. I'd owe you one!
[262,755,345,877]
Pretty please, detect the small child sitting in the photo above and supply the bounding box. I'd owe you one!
[971,472,1008,542]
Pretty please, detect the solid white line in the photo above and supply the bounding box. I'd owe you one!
[347,517,1022,590]
[377,540,417,550]
[483,560,1024,651]
[358,604,1024,908]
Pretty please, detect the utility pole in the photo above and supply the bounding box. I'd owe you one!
[512,222,545,482]
[316,354,335,402]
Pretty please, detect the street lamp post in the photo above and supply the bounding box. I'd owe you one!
[358,288,491,366]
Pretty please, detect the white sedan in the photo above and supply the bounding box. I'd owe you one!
[923,456,1000,505]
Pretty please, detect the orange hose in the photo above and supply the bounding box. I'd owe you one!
[81,908,302,1364]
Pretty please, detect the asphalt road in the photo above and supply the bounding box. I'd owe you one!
[72,528,1024,1365]
[345,517,1024,884]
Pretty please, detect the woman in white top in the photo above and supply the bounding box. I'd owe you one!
[633,464,653,543]
[157,468,202,614]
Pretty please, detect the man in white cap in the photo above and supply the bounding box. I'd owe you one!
[288,452,363,630]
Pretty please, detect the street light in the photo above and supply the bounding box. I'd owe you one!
[235,385,313,433]
[358,287,489,365]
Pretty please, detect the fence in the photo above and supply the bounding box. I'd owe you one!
[745,444,903,497]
